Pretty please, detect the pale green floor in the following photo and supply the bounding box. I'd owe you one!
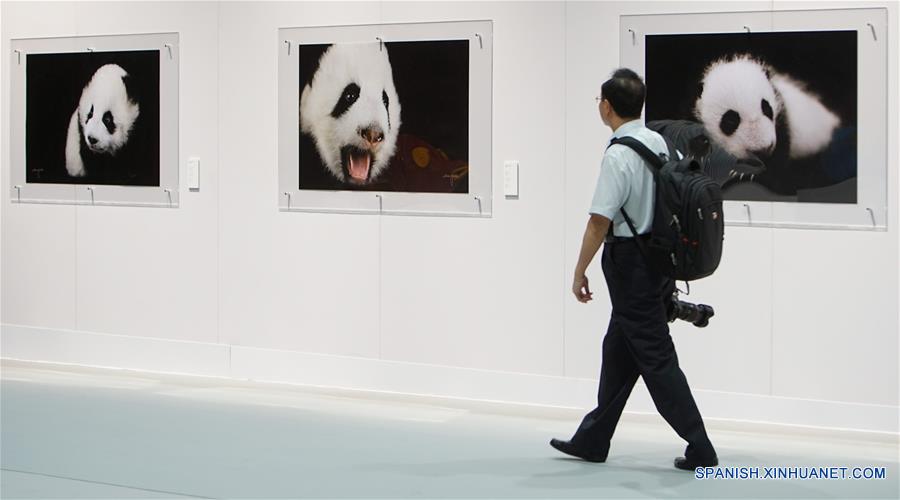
[1,360,897,499]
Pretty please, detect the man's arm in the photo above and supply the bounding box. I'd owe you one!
[572,214,611,303]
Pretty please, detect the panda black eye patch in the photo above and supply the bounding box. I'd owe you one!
[761,99,774,120]
[102,111,116,134]
[331,83,361,118]
[86,105,94,121]
[719,110,741,136]
[382,90,390,129]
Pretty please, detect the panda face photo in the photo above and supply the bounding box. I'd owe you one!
[77,64,139,156]
[299,40,470,193]
[694,55,782,159]
[26,50,159,186]
[300,43,401,186]
[645,31,857,204]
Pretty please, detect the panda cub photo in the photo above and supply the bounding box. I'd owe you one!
[644,30,857,204]
[298,40,470,193]
[300,43,401,187]
[26,50,160,186]
[65,64,141,178]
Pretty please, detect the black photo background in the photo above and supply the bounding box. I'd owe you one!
[645,31,857,203]
[299,40,469,193]
[26,50,160,186]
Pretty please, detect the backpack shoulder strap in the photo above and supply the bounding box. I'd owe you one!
[608,136,665,170]
[662,136,681,162]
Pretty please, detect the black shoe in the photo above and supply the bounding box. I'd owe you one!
[674,455,719,471]
[549,438,606,463]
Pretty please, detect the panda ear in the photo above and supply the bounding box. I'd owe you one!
[691,82,705,120]
[299,44,332,90]
[121,73,139,103]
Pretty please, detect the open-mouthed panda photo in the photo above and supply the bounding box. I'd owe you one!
[645,30,857,204]
[26,50,159,186]
[299,40,470,193]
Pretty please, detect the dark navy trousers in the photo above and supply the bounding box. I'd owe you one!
[571,238,716,461]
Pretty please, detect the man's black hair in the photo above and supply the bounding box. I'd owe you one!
[600,68,645,119]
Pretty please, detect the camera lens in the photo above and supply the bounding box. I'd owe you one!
[668,297,715,328]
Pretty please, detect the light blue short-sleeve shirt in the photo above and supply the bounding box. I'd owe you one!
[589,120,671,237]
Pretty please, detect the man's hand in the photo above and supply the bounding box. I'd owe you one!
[572,214,610,304]
[573,274,593,303]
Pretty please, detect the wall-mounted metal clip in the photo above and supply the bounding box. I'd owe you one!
[866,23,877,41]
[86,186,95,204]
[375,193,383,214]
[284,40,292,56]
[164,43,174,59]
[628,29,635,46]
[866,207,876,227]
[474,196,483,215]
[743,26,751,33]
[376,37,384,51]
[14,185,22,202]
[14,49,22,65]
[164,188,173,206]
[87,47,96,52]
[475,33,483,49]
[743,203,751,224]
[283,192,292,210]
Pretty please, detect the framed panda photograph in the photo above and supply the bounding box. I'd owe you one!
[645,30,857,205]
[299,41,469,194]
[10,33,179,207]
[27,50,160,186]
[279,21,492,217]
[621,8,887,230]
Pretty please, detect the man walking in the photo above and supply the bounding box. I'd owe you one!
[550,69,718,471]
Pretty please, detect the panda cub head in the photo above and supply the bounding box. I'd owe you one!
[300,43,401,185]
[694,55,781,160]
[78,64,140,155]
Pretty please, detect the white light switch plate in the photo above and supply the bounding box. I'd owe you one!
[187,157,200,191]
[503,160,519,198]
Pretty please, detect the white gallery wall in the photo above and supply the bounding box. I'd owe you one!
[2,1,898,434]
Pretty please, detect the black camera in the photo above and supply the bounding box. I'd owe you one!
[667,293,715,328]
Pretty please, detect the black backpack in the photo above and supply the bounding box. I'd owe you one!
[608,136,724,281]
